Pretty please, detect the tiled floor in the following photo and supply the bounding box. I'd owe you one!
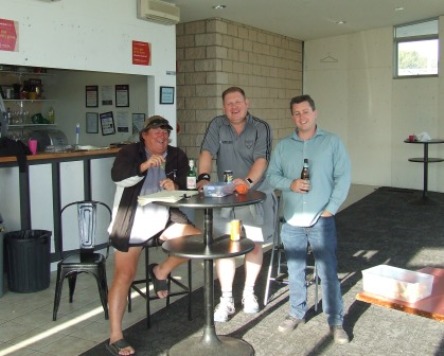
[0,184,376,356]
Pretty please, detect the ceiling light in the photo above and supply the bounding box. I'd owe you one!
[212,5,226,10]
[395,7,404,12]
[335,20,346,25]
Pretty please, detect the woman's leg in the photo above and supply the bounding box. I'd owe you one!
[108,246,143,354]
[152,222,200,298]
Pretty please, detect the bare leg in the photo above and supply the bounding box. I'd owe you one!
[216,257,236,291]
[244,243,263,288]
[108,246,142,355]
[151,222,200,298]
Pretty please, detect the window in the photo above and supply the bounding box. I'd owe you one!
[394,18,439,78]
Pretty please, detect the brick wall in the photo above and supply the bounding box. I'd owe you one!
[176,18,303,163]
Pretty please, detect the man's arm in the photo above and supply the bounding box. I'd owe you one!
[197,150,213,190]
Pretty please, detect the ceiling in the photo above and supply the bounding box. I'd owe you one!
[167,0,444,40]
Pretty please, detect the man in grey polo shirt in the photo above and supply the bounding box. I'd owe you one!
[197,86,277,322]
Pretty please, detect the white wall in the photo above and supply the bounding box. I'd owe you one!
[304,19,444,193]
[1,0,178,144]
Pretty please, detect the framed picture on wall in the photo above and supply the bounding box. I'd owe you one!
[100,111,116,136]
[132,112,145,133]
[85,85,98,108]
[115,84,130,107]
[86,112,99,134]
[160,86,174,104]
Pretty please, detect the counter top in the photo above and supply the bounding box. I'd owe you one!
[0,147,120,165]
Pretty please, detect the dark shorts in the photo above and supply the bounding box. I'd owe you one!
[129,208,192,248]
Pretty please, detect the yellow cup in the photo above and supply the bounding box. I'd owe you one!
[230,219,241,241]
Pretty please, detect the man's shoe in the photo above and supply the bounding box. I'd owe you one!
[277,315,304,333]
[330,325,350,344]
[214,298,235,322]
[242,294,259,314]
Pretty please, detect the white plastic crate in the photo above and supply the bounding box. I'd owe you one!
[362,265,433,303]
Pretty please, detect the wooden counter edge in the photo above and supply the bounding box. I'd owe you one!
[0,147,120,164]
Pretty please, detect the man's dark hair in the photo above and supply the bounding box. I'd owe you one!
[289,94,316,112]
[222,86,246,100]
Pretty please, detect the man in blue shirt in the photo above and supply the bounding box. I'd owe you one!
[266,94,351,344]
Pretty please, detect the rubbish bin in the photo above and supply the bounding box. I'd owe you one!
[5,230,51,293]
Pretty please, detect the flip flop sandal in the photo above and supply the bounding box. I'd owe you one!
[149,263,168,297]
[105,338,135,355]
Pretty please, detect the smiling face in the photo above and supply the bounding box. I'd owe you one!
[223,91,249,126]
[291,100,317,139]
[141,127,170,155]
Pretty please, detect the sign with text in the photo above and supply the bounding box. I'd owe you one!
[0,18,18,52]
[132,40,151,66]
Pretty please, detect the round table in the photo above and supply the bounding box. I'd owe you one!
[156,190,265,356]
[404,139,444,203]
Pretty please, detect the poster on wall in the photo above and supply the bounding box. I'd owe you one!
[132,40,151,66]
[85,85,98,107]
[86,112,99,134]
[99,111,115,136]
[101,85,113,105]
[0,19,18,52]
[132,113,145,133]
[115,84,129,107]
[116,111,129,133]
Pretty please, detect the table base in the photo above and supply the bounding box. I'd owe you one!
[168,335,254,356]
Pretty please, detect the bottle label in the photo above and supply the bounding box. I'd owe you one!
[187,176,197,190]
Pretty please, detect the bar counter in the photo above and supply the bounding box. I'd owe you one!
[0,147,120,262]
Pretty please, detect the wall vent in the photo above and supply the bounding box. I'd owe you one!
[137,0,180,25]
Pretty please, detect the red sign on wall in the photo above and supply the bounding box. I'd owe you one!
[0,18,18,52]
[132,40,151,66]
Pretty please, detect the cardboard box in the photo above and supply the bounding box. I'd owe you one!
[362,265,434,303]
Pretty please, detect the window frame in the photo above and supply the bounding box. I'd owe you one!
[393,18,439,79]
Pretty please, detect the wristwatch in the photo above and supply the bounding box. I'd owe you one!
[246,178,253,186]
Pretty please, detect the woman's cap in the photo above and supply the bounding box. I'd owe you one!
[142,116,173,131]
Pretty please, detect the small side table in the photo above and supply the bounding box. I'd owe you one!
[156,191,265,356]
[404,139,444,203]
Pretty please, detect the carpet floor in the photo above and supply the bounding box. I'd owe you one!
[83,187,444,356]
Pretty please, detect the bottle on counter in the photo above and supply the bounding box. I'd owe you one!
[186,159,197,190]
[48,107,55,124]
[300,158,310,192]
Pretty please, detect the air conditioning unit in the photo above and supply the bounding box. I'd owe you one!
[137,0,180,25]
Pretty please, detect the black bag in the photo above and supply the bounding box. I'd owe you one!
[0,137,32,172]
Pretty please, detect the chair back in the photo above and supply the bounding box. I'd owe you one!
[77,202,97,250]
[61,200,112,254]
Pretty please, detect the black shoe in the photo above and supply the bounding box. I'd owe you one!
[330,325,350,344]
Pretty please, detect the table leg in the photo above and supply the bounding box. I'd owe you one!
[423,143,428,199]
[168,208,254,356]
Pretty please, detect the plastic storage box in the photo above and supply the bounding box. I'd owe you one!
[362,265,434,303]
[203,182,235,197]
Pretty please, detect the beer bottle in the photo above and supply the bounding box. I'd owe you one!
[186,159,197,190]
[300,158,309,192]
[301,159,309,180]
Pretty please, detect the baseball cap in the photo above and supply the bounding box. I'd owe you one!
[142,115,173,131]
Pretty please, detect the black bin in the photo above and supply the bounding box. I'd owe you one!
[5,230,51,293]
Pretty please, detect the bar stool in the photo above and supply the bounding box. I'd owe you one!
[127,239,192,328]
[263,193,319,310]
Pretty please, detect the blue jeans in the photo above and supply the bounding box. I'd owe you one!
[281,216,344,325]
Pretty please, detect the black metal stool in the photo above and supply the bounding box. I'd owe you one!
[127,240,192,328]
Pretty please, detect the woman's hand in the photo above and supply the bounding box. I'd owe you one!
[160,178,176,191]
[140,155,165,173]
